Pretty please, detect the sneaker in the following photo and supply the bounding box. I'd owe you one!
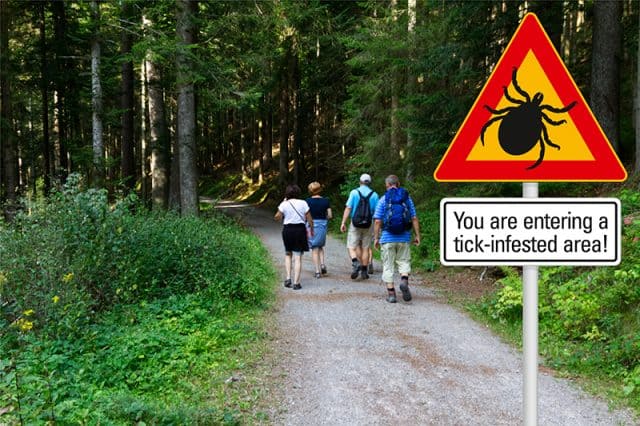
[399,280,412,301]
[284,279,292,288]
[315,272,321,279]
[368,263,374,274]
[386,294,397,303]
[360,266,369,280]
[293,283,302,290]
[350,260,360,279]
[321,264,327,275]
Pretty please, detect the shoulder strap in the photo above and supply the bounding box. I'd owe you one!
[288,201,306,222]
[357,189,372,200]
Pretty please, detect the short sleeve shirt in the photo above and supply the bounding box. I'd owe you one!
[345,185,379,219]
[278,199,310,225]
[373,193,417,244]
[306,197,330,219]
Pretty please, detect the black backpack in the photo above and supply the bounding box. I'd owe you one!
[352,189,373,228]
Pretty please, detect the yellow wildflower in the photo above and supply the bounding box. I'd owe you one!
[62,272,74,283]
[23,309,34,316]
[52,295,60,304]
[15,318,34,332]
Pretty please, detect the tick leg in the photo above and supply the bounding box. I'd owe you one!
[527,138,545,170]
[484,105,514,115]
[480,114,506,145]
[511,67,531,102]
[542,112,566,126]
[541,124,560,150]
[541,101,577,114]
[503,85,524,105]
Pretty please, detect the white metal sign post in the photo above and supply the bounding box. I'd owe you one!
[522,183,539,426]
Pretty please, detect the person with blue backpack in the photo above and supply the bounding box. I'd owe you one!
[373,175,421,303]
[340,173,379,280]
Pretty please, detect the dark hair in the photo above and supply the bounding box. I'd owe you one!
[285,184,301,199]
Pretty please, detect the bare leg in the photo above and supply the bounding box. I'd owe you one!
[293,253,303,284]
[285,252,292,280]
[361,245,370,267]
[312,248,321,273]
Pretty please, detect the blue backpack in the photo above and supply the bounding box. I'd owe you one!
[383,187,412,234]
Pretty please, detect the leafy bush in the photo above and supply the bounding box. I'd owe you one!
[0,175,276,423]
[0,175,271,333]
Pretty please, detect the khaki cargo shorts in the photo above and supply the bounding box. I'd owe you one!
[381,242,411,283]
[347,223,373,249]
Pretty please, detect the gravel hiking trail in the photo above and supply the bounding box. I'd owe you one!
[216,200,636,426]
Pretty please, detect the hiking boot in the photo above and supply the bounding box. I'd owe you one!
[351,260,360,279]
[284,279,292,288]
[315,272,321,279]
[399,279,412,302]
[321,264,327,275]
[368,262,374,274]
[293,283,302,290]
[360,266,369,280]
[386,294,397,303]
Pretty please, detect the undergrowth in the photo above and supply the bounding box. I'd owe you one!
[0,174,276,424]
[469,186,640,414]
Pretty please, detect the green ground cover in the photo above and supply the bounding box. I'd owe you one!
[0,176,277,424]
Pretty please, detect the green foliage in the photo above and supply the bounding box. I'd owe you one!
[0,175,276,423]
[471,187,640,411]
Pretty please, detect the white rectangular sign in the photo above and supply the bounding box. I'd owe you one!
[440,198,621,266]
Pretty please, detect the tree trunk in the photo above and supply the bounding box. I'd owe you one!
[636,6,640,174]
[405,0,416,182]
[390,0,401,162]
[140,59,150,203]
[120,1,135,191]
[144,14,169,209]
[590,0,622,154]
[278,38,292,186]
[52,0,69,181]
[1,0,18,220]
[39,2,51,195]
[176,0,198,215]
[91,0,104,185]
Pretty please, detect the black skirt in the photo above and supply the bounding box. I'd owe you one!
[282,223,309,252]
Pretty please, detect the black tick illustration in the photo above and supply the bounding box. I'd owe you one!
[480,67,576,170]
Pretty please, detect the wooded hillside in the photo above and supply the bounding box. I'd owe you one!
[1,0,639,217]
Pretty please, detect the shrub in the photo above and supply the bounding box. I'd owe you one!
[0,175,271,336]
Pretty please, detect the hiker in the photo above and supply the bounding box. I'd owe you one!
[340,173,379,280]
[275,184,314,290]
[306,181,332,278]
[373,174,421,303]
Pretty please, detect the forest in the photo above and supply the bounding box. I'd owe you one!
[1,0,640,423]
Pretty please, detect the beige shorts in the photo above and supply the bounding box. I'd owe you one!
[347,223,373,249]
[381,242,411,283]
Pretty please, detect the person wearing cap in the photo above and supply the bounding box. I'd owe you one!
[306,181,332,278]
[340,173,379,280]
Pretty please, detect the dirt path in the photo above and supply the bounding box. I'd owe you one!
[216,201,636,425]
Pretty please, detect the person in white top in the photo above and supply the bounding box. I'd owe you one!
[274,184,314,290]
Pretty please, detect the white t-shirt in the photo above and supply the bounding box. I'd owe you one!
[278,199,310,225]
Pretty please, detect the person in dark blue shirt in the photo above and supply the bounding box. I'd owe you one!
[307,182,333,278]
